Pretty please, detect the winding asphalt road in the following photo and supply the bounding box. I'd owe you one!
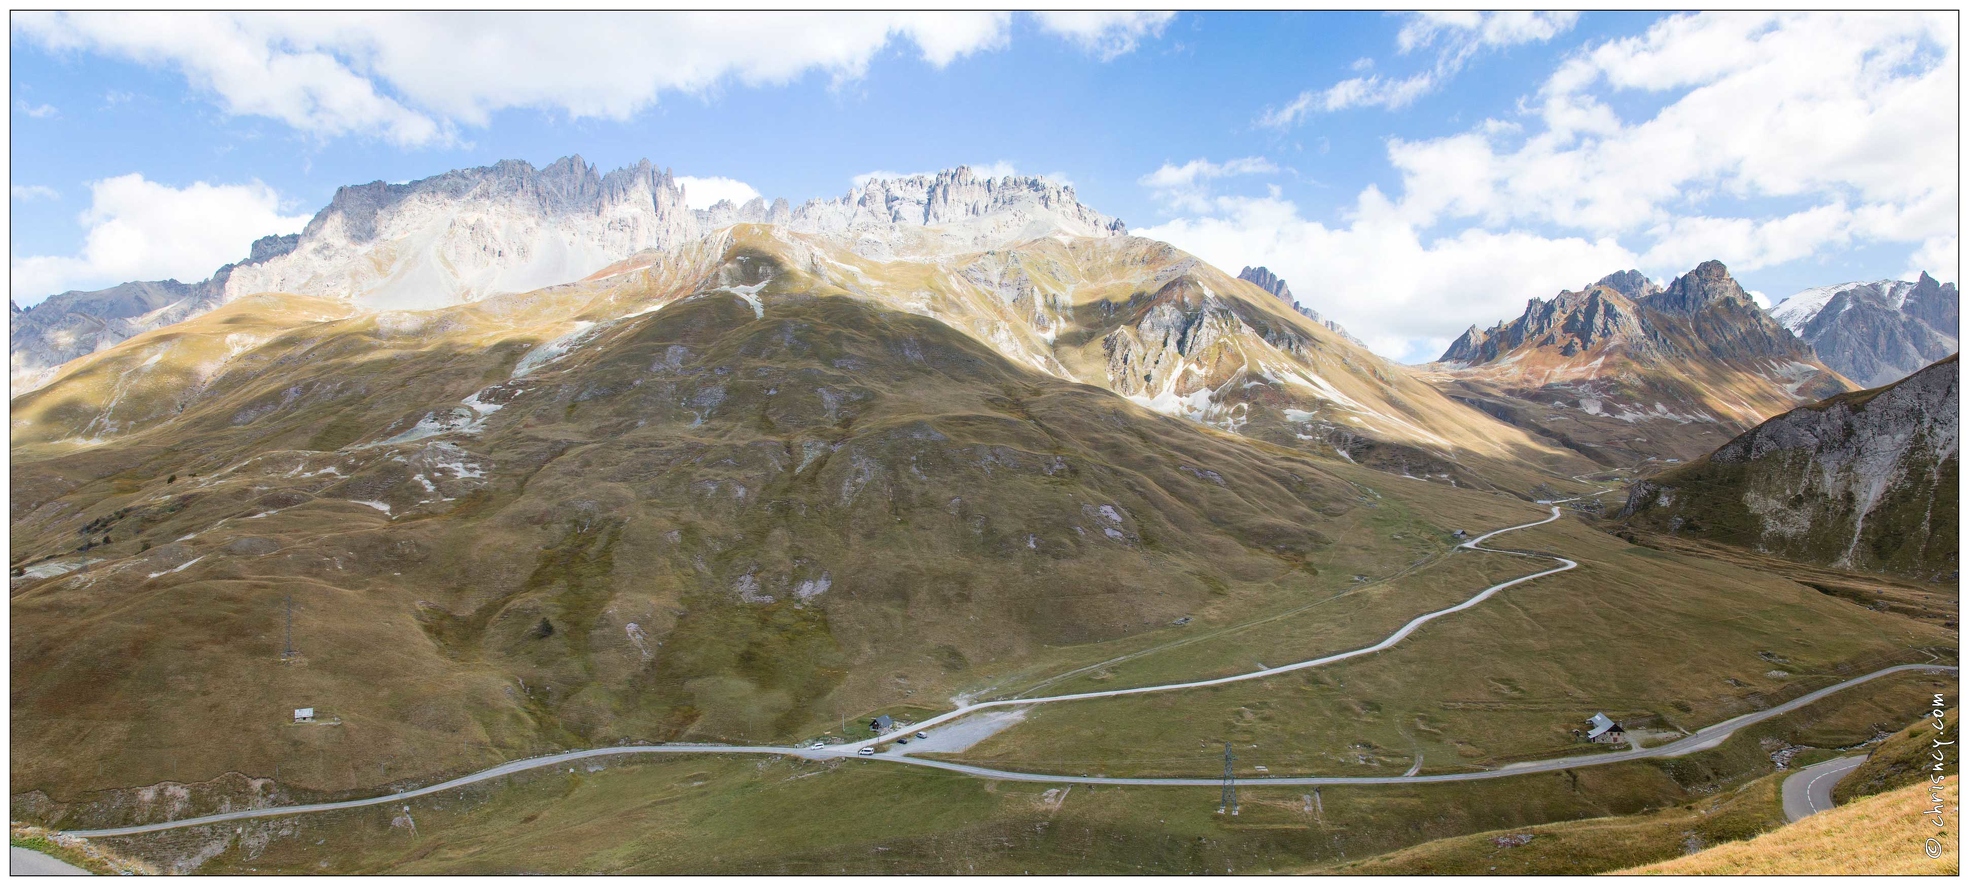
[10,847,90,875]
[63,505,1954,838]
[1781,754,1867,822]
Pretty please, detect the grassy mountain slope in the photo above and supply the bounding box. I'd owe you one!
[1835,707,1957,803]
[12,228,1583,813]
[1619,778,1957,875]
[1620,355,1958,580]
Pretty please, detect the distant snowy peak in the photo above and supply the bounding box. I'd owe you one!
[1768,272,1958,388]
[1769,275,1939,334]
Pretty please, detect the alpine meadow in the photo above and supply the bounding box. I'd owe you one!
[7,9,1959,877]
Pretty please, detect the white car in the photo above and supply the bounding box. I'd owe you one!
[858,747,875,756]
[916,732,928,739]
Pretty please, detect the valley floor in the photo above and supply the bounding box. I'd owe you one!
[33,500,1959,874]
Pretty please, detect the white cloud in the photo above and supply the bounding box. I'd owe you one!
[1188,12,1956,360]
[674,176,762,211]
[11,174,311,302]
[13,12,1017,145]
[16,100,58,118]
[1396,11,1579,56]
[1140,156,1278,212]
[1909,235,1957,283]
[1262,11,1576,125]
[1381,11,1956,279]
[1032,11,1174,61]
[1138,190,1637,363]
[1639,203,1857,274]
[11,185,59,201]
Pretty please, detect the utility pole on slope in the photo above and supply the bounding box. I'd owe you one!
[282,594,295,660]
[1218,742,1239,815]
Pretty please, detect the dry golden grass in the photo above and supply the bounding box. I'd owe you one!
[1620,778,1958,875]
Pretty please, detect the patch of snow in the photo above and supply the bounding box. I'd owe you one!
[353,500,392,514]
[512,321,598,379]
[724,278,770,318]
[146,556,204,580]
[794,572,833,599]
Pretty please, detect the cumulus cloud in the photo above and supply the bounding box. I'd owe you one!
[675,176,762,211]
[11,184,59,201]
[1386,12,1956,277]
[1033,11,1175,60]
[1139,157,1278,212]
[12,12,1019,146]
[1138,190,1637,363]
[11,174,311,302]
[1199,12,1959,358]
[16,100,58,118]
[1262,11,1576,125]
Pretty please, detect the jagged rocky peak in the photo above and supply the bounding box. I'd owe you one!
[1230,265,1365,345]
[13,156,1134,391]
[1237,266,1293,303]
[1592,269,1660,300]
[249,233,300,263]
[1436,282,1645,364]
[1771,271,1960,387]
[1644,260,1754,315]
[792,165,1126,240]
[313,155,691,245]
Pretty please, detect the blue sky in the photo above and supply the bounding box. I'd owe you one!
[10,11,1958,362]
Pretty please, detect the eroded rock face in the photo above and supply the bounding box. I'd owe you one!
[1440,286,1652,365]
[1234,265,1364,346]
[12,160,1126,392]
[10,235,301,392]
[1238,266,1293,303]
[1622,355,1959,579]
[1770,273,1959,387]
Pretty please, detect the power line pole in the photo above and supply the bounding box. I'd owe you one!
[282,594,295,660]
[1218,742,1238,815]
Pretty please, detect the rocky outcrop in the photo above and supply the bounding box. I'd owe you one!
[1439,285,1650,365]
[12,159,1126,392]
[1770,273,1959,387]
[785,166,1124,255]
[1429,261,1850,466]
[1238,266,1293,303]
[220,156,705,311]
[10,234,302,391]
[1621,355,1958,580]
[1642,260,1753,315]
[1234,265,1365,346]
[1593,269,1661,301]
[1438,261,1826,375]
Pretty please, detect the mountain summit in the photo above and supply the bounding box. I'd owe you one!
[1769,272,1958,387]
[1430,261,1852,466]
[10,159,1124,391]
